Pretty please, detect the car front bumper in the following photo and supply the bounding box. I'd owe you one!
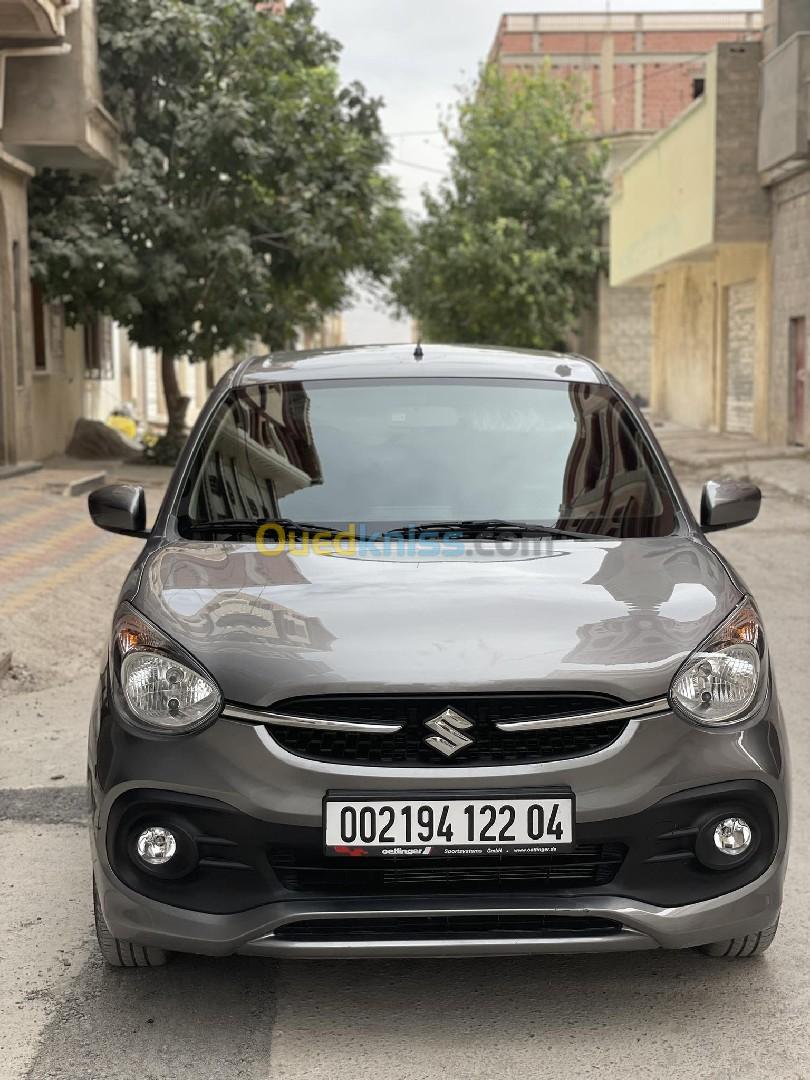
[92,853,785,958]
[89,676,790,959]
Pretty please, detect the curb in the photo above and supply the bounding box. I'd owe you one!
[0,461,42,483]
[43,471,108,498]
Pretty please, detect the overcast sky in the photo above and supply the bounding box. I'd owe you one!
[312,0,762,343]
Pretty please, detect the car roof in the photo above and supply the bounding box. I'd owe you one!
[234,343,605,386]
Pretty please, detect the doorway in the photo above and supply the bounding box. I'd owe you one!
[725,281,756,434]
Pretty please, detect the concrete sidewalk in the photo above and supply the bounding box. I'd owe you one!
[650,417,810,504]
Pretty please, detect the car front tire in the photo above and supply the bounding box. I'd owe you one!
[93,881,169,968]
[697,919,779,958]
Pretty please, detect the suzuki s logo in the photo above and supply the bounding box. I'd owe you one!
[424,707,474,757]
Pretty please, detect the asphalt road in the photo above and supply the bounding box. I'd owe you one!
[1,476,808,1080]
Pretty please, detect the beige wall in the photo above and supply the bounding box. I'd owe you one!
[611,44,767,287]
[30,323,83,459]
[650,244,771,439]
[651,261,717,429]
[3,0,118,174]
[0,150,34,465]
[0,0,118,466]
[611,70,717,286]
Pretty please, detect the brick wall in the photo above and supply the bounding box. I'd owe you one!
[642,30,746,51]
[493,20,760,136]
[642,62,696,130]
[613,64,636,132]
[769,170,810,445]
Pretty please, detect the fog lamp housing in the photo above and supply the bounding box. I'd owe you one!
[696,812,759,870]
[713,817,753,856]
[136,826,177,866]
[128,822,197,879]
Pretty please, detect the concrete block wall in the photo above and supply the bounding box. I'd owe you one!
[769,170,810,445]
[714,42,771,244]
[763,0,810,54]
[725,279,757,433]
[596,277,652,402]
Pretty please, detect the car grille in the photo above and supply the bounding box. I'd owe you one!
[273,914,622,942]
[266,692,627,767]
[270,842,627,896]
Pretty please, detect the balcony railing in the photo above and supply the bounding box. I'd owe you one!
[758,32,810,182]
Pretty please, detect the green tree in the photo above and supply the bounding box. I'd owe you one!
[29,0,404,438]
[391,65,607,349]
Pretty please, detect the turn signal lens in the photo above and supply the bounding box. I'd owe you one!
[669,601,766,726]
[121,651,220,732]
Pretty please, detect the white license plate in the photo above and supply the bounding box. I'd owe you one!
[323,791,575,856]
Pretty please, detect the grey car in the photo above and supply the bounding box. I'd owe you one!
[87,344,788,966]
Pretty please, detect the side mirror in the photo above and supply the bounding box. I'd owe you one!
[88,484,149,538]
[700,477,761,533]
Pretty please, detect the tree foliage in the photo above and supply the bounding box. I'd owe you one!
[391,65,608,349]
[29,0,404,431]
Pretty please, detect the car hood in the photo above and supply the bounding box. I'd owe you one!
[132,537,741,707]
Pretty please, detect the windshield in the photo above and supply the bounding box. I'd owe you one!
[176,377,678,538]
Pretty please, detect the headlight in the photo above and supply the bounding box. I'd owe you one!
[112,604,222,735]
[669,600,767,726]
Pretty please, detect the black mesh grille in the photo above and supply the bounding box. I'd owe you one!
[266,693,627,767]
[270,842,627,896]
[273,914,621,942]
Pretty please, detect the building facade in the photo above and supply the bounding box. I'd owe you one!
[758,0,810,446]
[610,44,771,439]
[488,11,762,402]
[0,0,119,469]
[1,0,342,466]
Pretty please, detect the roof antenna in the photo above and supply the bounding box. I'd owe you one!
[413,341,424,359]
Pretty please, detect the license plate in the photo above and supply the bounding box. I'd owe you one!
[323,789,575,856]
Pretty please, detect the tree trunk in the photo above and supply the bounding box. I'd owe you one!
[160,351,190,440]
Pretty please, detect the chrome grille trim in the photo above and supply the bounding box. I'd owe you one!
[223,697,668,736]
[495,697,671,732]
[221,704,402,734]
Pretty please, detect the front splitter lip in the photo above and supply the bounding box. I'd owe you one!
[94,849,785,959]
[238,927,656,958]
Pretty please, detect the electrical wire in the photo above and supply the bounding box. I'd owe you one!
[390,157,447,174]
[385,45,722,143]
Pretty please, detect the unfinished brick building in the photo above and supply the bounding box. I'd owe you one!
[488,11,762,400]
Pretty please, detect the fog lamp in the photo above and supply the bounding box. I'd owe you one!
[713,817,752,857]
[136,826,177,866]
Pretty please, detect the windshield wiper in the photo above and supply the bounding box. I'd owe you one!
[379,518,604,540]
[185,517,343,538]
